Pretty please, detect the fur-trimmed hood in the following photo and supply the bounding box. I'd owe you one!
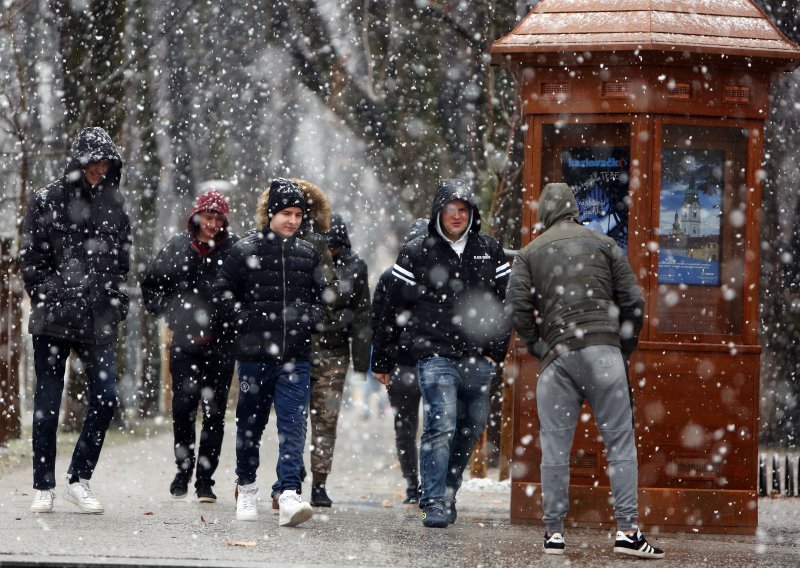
[256,178,331,233]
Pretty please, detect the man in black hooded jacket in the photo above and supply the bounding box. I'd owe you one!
[22,127,131,515]
[306,213,371,507]
[372,179,511,528]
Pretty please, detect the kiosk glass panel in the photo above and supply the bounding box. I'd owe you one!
[541,122,631,251]
[655,124,747,335]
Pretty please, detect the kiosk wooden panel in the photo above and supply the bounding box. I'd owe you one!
[492,0,800,534]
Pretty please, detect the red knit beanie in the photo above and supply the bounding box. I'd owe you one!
[187,189,230,236]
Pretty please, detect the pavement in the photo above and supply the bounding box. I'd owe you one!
[1,381,800,567]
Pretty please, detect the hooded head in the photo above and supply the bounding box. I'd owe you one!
[538,182,579,231]
[256,178,330,234]
[326,213,351,250]
[64,127,123,192]
[428,178,481,239]
[187,189,230,240]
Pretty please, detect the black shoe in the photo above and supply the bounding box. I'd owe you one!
[543,532,566,555]
[195,480,217,503]
[445,500,457,525]
[311,484,332,507]
[613,530,664,559]
[169,473,190,499]
[422,503,449,528]
[402,485,419,505]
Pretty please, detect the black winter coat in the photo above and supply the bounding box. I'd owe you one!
[371,267,415,368]
[21,127,131,345]
[210,227,328,362]
[319,246,371,372]
[141,232,239,352]
[372,182,511,373]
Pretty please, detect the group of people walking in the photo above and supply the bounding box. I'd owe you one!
[21,127,663,558]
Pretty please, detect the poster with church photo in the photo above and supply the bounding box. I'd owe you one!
[657,148,725,286]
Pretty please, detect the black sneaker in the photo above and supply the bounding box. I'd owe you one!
[543,532,566,555]
[169,473,190,499]
[195,480,217,503]
[311,484,332,507]
[613,530,664,559]
[421,504,449,528]
[445,500,457,525]
[402,485,419,505]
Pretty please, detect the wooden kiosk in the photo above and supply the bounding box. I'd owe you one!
[491,0,800,534]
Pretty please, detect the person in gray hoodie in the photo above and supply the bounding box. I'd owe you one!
[506,182,663,560]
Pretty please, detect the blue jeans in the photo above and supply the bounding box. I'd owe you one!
[417,355,494,508]
[235,360,310,492]
[32,335,118,489]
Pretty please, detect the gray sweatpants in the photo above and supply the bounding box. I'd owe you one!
[537,344,638,534]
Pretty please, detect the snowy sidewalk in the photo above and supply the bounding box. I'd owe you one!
[1,387,800,567]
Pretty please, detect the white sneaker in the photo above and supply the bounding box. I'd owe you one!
[278,489,313,527]
[235,482,259,521]
[30,489,55,513]
[64,478,104,514]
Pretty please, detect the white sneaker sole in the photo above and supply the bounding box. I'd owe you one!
[64,493,104,514]
[30,504,54,513]
[236,511,259,521]
[614,546,665,559]
[279,505,313,527]
[544,547,565,555]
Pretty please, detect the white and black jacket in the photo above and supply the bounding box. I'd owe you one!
[372,181,511,373]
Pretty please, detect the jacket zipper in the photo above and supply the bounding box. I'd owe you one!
[281,239,287,361]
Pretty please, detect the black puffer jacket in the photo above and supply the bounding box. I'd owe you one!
[210,227,327,362]
[370,218,429,368]
[372,181,511,373]
[21,127,131,345]
[319,214,371,372]
[507,182,644,369]
[141,232,239,351]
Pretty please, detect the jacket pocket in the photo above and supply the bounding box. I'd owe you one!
[48,295,90,334]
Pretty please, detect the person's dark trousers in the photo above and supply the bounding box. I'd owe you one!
[32,335,118,490]
[169,344,234,486]
[417,355,494,509]
[235,360,310,492]
[386,364,421,487]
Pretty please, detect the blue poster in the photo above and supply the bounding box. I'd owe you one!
[562,147,630,252]
[657,149,724,286]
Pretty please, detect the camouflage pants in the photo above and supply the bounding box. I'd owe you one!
[309,354,349,475]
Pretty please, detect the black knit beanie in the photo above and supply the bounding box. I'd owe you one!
[267,178,307,219]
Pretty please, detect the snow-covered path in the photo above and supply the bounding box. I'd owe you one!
[1,380,799,567]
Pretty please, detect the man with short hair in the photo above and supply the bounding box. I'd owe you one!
[211,178,327,527]
[22,127,131,514]
[506,182,664,559]
[372,179,511,528]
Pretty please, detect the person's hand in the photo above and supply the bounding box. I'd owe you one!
[485,356,497,366]
[373,372,391,385]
